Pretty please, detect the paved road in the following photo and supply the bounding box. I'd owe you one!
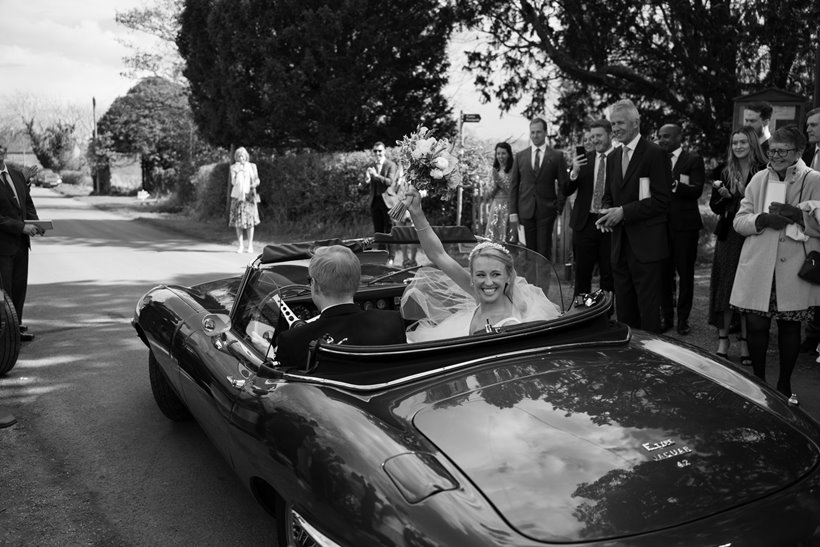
[0,188,276,545]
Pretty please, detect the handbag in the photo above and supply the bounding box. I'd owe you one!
[794,171,820,284]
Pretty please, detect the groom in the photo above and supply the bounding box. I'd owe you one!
[508,117,567,260]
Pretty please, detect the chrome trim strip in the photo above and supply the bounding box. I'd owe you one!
[283,330,631,392]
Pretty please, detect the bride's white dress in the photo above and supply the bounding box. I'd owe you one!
[401,267,560,343]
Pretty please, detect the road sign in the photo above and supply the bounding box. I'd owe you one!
[461,113,481,123]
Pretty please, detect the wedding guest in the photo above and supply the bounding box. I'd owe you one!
[361,142,399,263]
[800,107,820,353]
[597,99,672,333]
[582,130,595,153]
[508,117,567,260]
[484,142,514,242]
[229,147,261,254]
[0,141,43,342]
[730,125,820,404]
[708,126,766,364]
[743,101,773,155]
[564,119,614,297]
[657,123,706,335]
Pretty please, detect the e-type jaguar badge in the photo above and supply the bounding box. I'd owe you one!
[642,438,693,462]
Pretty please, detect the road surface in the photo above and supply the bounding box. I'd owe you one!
[0,188,276,545]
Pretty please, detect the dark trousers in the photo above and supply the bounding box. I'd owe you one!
[571,217,613,296]
[521,212,557,261]
[661,229,699,324]
[746,315,801,396]
[0,246,29,322]
[612,239,663,333]
[370,201,394,259]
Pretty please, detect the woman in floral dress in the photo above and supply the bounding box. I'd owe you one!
[229,147,261,253]
[484,142,514,242]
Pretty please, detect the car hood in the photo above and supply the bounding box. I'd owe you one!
[412,355,819,542]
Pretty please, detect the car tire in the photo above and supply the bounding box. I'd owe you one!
[0,289,21,377]
[148,351,191,421]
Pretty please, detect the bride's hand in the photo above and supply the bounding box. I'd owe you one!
[403,186,423,216]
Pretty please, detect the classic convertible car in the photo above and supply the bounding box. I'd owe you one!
[133,228,820,546]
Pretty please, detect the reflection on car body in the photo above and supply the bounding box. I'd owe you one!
[132,227,820,546]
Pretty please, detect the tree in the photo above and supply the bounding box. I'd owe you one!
[456,0,820,154]
[24,119,81,171]
[116,0,186,84]
[95,77,205,194]
[177,0,457,151]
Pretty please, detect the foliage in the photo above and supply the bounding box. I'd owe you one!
[177,0,457,151]
[24,119,81,171]
[94,77,213,195]
[455,0,820,155]
[458,138,491,194]
[115,0,186,83]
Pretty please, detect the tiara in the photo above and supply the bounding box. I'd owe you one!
[469,241,511,261]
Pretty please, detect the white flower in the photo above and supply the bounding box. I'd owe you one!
[430,168,444,179]
[412,137,436,159]
[432,156,449,170]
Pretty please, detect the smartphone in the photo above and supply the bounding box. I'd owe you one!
[575,145,586,157]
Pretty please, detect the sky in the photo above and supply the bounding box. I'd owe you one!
[0,0,533,144]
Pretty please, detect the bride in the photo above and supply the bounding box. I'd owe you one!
[400,187,561,342]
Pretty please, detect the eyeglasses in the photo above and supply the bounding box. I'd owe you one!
[766,148,796,159]
[372,149,385,154]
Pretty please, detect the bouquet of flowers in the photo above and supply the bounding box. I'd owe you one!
[389,126,461,221]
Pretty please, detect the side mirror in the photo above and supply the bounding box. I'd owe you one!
[202,313,231,336]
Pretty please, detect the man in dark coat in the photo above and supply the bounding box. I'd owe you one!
[0,142,43,342]
[275,245,406,367]
[657,123,705,335]
[563,119,615,297]
[801,107,820,353]
[508,117,567,261]
[597,99,672,333]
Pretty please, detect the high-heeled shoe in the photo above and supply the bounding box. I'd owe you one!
[716,335,729,358]
[738,337,752,366]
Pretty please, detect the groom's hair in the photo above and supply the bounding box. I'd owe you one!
[309,245,361,298]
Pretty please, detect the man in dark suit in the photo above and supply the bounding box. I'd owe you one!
[743,101,773,156]
[361,141,399,262]
[509,117,567,261]
[275,245,406,367]
[0,142,42,342]
[596,99,672,333]
[564,119,614,297]
[657,123,705,335]
[801,107,820,353]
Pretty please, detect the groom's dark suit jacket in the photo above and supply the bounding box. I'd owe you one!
[276,303,406,368]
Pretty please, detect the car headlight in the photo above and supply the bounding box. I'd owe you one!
[289,509,343,547]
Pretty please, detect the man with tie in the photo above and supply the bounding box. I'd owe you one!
[509,117,567,260]
[743,101,773,156]
[0,142,43,342]
[657,123,705,335]
[564,119,615,297]
[596,100,672,333]
[361,141,398,262]
[800,107,820,354]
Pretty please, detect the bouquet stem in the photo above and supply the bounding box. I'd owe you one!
[388,201,408,222]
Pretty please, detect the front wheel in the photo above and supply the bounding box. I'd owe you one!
[276,497,339,547]
[0,289,21,377]
[148,351,191,421]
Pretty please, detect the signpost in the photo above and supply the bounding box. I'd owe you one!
[457,112,482,227]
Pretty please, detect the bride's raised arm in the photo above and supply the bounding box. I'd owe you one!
[403,187,472,295]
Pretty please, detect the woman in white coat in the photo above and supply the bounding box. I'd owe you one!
[730,126,820,403]
[229,147,261,253]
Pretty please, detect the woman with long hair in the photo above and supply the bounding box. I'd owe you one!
[708,126,766,364]
[484,142,514,242]
[730,125,820,404]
